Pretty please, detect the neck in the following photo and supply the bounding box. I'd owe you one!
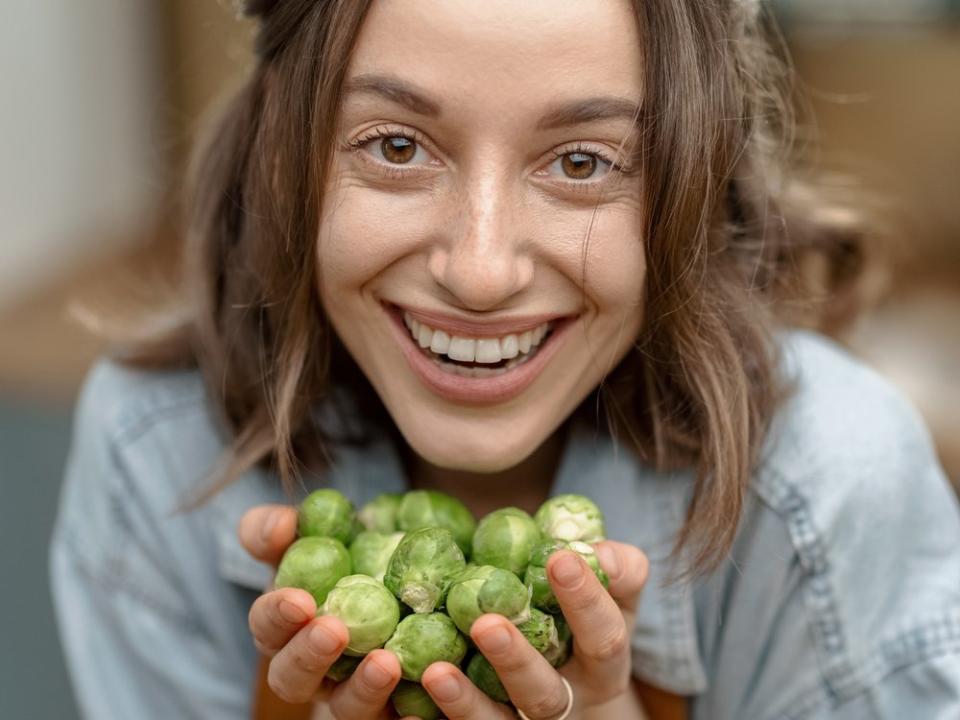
[402,421,570,519]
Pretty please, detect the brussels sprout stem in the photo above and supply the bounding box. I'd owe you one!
[401,583,441,614]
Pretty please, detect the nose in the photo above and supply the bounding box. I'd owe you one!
[428,167,534,312]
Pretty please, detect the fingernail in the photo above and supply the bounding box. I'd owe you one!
[278,600,308,624]
[260,511,280,543]
[478,625,511,654]
[429,673,461,703]
[595,544,621,579]
[364,658,393,690]
[551,552,583,589]
[310,624,341,655]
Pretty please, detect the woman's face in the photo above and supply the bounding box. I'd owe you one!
[318,0,646,473]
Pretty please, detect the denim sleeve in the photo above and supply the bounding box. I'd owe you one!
[49,361,255,720]
[695,333,960,719]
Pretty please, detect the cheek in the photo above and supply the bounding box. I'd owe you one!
[317,180,437,290]
[555,202,646,313]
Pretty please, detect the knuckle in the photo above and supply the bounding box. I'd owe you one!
[590,627,629,662]
[268,666,309,704]
[292,643,326,675]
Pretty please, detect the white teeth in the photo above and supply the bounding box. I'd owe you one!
[401,310,554,365]
[417,324,432,349]
[474,338,502,364]
[429,329,450,354]
[518,331,532,354]
[447,337,476,362]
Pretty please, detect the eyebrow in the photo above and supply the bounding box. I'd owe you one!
[342,73,641,129]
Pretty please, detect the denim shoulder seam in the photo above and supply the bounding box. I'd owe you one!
[750,464,851,670]
[752,466,960,711]
[763,608,960,720]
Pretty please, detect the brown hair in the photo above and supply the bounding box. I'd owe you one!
[77,0,876,579]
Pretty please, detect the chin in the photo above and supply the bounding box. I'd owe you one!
[397,413,552,475]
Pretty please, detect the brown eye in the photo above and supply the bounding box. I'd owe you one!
[381,136,416,164]
[561,152,598,180]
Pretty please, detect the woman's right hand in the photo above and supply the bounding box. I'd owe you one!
[238,504,406,720]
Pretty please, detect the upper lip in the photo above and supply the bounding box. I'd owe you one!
[389,302,573,338]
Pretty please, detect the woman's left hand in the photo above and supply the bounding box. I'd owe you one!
[418,541,649,719]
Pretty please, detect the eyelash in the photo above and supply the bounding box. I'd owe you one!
[343,126,631,193]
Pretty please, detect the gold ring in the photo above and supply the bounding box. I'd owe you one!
[516,676,574,720]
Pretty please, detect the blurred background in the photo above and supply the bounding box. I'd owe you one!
[1,1,958,717]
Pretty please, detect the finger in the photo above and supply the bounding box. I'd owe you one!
[468,615,571,720]
[548,551,631,682]
[421,662,516,720]
[328,650,401,720]
[267,616,349,704]
[592,541,649,626]
[249,587,317,657]
[238,504,298,566]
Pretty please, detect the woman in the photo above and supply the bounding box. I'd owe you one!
[51,0,960,718]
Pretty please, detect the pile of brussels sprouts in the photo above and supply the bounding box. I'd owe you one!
[275,488,609,719]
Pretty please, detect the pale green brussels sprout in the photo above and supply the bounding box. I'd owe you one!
[471,507,541,577]
[297,488,357,544]
[358,493,402,534]
[275,536,351,606]
[524,539,608,613]
[384,527,466,613]
[465,652,509,703]
[515,607,559,657]
[349,531,405,582]
[322,575,400,656]
[391,680,442,720]
[384,612,467,682]
[446,565,531,635]
[543,613,573,668]
[397,490,477,556]
[534,493,606,543]
[325,654,361,682]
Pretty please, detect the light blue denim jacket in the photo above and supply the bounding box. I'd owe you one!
[50,330,960,719]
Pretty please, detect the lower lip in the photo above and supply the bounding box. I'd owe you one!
[385,304,574,406]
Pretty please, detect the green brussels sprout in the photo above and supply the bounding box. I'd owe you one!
[391,680,442,720]
[347,515,364,545]
[524,539,608,613]
[397,490,477,557]
[358,493,403,533]
[349,531,405,582]
[384,612,467,682]
[322,575,400,656]
[325,654,361,682]
[516,607,559,657]
[384,527,466,614]
[543,612,573,668]
[275,536,351,606]
[465,652,509,703]
[534,493,606,543]
[471,507,541,577]
[298,488,357,544]
[446,565,531,635]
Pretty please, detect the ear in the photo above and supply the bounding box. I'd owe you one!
[240,0,281,18]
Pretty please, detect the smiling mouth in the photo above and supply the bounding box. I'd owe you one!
[404,314,556,378]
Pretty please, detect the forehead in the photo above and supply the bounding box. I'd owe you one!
[344,0,643,121]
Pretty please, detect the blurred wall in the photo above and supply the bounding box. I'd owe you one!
[0,1,167,312]
[791,25,960,271]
